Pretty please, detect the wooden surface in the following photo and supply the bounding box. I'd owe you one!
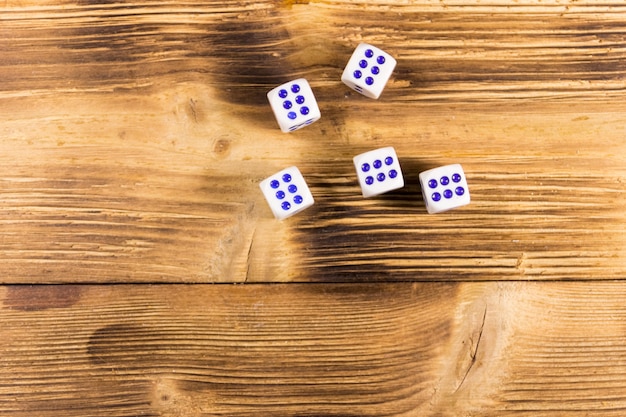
[1,0,626,415]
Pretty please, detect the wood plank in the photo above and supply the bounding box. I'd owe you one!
[2,282,626,416]
[1,1,625,282]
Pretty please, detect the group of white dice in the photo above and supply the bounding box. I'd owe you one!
[260,43,471,220]
[266,43,396,133]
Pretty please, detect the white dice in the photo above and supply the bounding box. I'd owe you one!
[341,43,397,99]
[259,166,314,220]
[419,164,471,214]
[267,78,321,132]
[353,147,404,197]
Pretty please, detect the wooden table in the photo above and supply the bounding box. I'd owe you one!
[1,1,625,415]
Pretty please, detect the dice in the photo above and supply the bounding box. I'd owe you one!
[353,147,404,198]
[419,164,471,214]
[259,166,314,220]
[267,78,321,132]
[341,43,397,99]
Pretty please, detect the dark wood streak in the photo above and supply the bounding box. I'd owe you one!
[4,283,626,415]
[78,284,455,416]
[3,285,83,311]
[3,3,624,101]
[289,152,626,281]
[1,0,626,415]
[0,3,625,285]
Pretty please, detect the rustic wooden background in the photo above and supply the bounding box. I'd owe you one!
[1,0,625,415]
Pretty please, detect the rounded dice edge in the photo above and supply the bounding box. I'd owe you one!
[259,166,315,220]
[341,43,397,99]
[418,164,471,214]
[353,146,404,198]
[266,78,321,133]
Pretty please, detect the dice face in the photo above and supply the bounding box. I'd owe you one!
[353,147,404,198]
[419,164,470,214]
[259,166,314,220]
[267,78,321,133]
[341,43,397,99]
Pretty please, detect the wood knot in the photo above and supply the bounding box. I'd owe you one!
[212,138,231,158]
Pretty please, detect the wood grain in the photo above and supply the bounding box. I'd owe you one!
[3,282,626,416]
[2,1,626,414]
[2,0,625,282]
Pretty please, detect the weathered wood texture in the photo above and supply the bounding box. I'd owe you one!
[2,1,626,414]
[1,1,624,282]
[3,283,626,416]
